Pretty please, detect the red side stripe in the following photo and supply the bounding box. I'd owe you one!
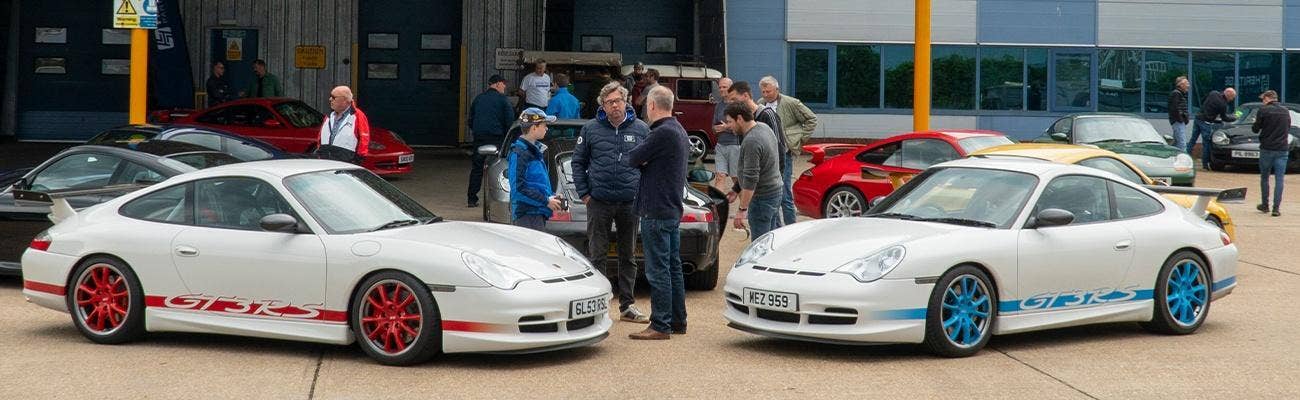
[442,320,502,333]
[23,280,66,296]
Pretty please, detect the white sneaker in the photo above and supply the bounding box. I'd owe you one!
[620,305,650,324]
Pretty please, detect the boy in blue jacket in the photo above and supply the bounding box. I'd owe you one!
[509,108,565,230]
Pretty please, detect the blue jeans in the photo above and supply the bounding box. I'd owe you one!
[1260,150,1288,211]
[640,217,686,333]
[781,152,796,225]
[513,215,546,231]
[747,193,784,239]
[1171,122,1188,151]
[1190,120,1219,167]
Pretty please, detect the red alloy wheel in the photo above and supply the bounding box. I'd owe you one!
[360,280,423,355]
[73,264,130,334]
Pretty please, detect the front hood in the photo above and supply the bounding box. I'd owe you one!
[370,127,414,154]
[1118,152,1177,172]
[1093,141,1182,158]
[758,218,962,272]
[367,221,585,279]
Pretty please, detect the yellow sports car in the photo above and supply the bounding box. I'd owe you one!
[969,143,1236,240]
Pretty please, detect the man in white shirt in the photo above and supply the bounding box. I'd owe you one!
[315,86,371,164]
[518,60,554,110]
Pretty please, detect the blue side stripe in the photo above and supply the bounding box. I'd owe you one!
[875,308,927,320]
[1212,276,1237,292]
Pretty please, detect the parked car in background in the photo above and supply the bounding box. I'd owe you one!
[793,130,1012,219]
[1037,113,1195,186]
[152,98,415,175]
[622,64,723,159]
[478,120,725,290]
[1,142,241,276]
[1208,102,1300,171]
[87,124,298,162]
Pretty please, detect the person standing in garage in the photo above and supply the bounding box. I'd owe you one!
[1191,87,1237,169]
[242,59,283,98]
[467,75,515,208]
[1253,90,1289,217]
[546,73,581,119]
[205,61,233,106]
[1167,76,1191,150]
[573,81,651,324]
[518,60,554,110]
[315,86,370,164]
[508,108,565,230]
[627,86,690,340]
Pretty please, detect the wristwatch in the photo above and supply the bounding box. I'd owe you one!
[738,207,748,212]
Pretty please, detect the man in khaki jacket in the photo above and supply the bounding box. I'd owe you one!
[758,76,818,225]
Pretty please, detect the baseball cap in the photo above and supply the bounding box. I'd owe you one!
[488,74,506,84]
[519,108,557,125]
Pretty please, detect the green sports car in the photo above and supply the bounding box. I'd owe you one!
[1038,113,1195,186]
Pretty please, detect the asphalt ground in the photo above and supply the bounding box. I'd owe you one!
[2,144,1298,399]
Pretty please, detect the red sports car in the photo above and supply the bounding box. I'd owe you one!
[154,98,415,176]
[794,130,1013,219]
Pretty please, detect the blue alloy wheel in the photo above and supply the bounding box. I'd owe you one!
[1166,261,1208,326]
[925,265,997,357]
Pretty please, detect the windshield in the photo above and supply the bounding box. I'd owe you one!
[89,129,156,144]
[283,169,436,234]
[957,136,1014,154]
[273,101,325,128]
[870,167,1037,229]
[1073,117,1166,144]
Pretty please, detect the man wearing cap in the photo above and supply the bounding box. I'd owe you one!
[315,86,370,164]
[467,74,515,208]
[509,108,565,230]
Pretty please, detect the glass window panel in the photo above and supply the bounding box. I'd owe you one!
[980,47,1024,111]
[1191,52,1236,115]
[1237,52,1281,104]
[1143,50,1188,114]
[1288,54,1300,104]
[836,45,880,108]
[1053,52,1092,111]
[1097,49,1142,112]
[1027,49,1048,111]
[794,48,829,104]
[932,46,976,110]
[883,45,914,109]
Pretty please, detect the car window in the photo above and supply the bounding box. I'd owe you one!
[1111,181,1163,219]
[894,139,961,170]
[170,133,223,151]
[1078,157,1144,185]
[273,101,325,128]
[1073,117,1165,144]
[228,105,277,127]
[675,79,713,101]
[857,142,901,166]
[88,129,156,144]
[222,138,275,161]
[29,153,124,192]
[1050,118,1071,134]
[871,167,1037,229]
[195,107,233,125]
[957,136,1014,154]
[113,162,166,185]
[119,184,191,224]
[284,169,437,234]
[194,177,296,231]
[166,153,243,170]
[1035,175,1111,224]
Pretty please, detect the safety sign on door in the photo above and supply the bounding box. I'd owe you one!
[113,0,159,29]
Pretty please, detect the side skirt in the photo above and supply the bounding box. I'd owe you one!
[993,300,1153,335]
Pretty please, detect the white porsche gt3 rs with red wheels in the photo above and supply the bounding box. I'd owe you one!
[21,160,611,366]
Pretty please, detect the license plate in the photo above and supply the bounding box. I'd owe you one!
[1232,150,1259,159]
[569,295,608,319]
[398,154,415,164]
[1151,177,1172,185]
[743,288,798,312]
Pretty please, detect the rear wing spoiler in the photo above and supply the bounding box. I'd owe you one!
[1144,185,1247,218]
[804,143,868,165]
[12,184,150,224]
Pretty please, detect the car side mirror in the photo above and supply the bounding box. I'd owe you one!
[11,178,28,191]
[477,144,499,156]
[263,119,283,128]
[259,213,300,233]
[1050,132,1068,142]
[1029,208,1074,228]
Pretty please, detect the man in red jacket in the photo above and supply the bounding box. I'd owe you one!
[316,86,371,163]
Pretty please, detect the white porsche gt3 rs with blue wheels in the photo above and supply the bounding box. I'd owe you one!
[724,157,1242,357]
[20,160,611,366]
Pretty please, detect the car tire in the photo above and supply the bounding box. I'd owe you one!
[66,256,146,345]
[686,259,719,291]
[1142,251,1211,335]
[688,133,710,162]
[822,187,867,218]
[351,271,442,366]
[923,265,997,358]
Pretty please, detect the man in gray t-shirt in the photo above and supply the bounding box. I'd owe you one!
[711,78,739,192]
[722,102,783,240]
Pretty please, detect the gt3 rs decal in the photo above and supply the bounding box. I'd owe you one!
[144,294,348,324]
[1002,286,1154,313]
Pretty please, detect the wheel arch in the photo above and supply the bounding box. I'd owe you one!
[943,261,1003,308]
[1168,246,1213,284]
[343,267,415,328]
[821,184,868,215]
[66,253,133,290]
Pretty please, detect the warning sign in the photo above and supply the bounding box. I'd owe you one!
[113,0,158,29]
[226,38,244,61]
[295,46,326,69]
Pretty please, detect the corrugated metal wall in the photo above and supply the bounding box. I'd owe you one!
[462,0,543,111]
[180,0,356,112]
[1098,0,1282,49]
[787,0,976,44]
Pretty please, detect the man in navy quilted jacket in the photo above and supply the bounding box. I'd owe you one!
[572,81,651,323]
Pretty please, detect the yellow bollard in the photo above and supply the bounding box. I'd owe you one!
[129,28,148,125]
[913,0,931,132]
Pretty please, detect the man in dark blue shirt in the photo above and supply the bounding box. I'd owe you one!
[626,86,690,340]
[467,75,515,207]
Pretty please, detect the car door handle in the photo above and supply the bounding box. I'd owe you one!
[174,246,199,257]
[1114,240,1132,251]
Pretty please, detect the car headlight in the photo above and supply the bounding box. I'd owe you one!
[461,252,532,289]
[735,233,774,267]
[834,245,906,283]
[1173,153,1193,172]
[1211,131,1229,146]
[556,237,594,270]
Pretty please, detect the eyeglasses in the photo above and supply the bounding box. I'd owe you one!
[603,99,626,106]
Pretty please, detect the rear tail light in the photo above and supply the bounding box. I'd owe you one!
[29,231,52,251]
[681,209,713,223]
[551,211,572,222]
[1220,232,1232,246]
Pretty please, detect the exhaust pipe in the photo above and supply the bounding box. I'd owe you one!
[682,262,697,275]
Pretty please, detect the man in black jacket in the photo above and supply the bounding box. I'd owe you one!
[572,81,651,323]
[205,61,233,107]
[1167,76,1190,150]
[1190,87,1237,169]
[1252,90,1289,216]
[467,75,515,207]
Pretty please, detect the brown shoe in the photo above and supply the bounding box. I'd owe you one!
[670,323,687,335]
[628,327,670,340]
